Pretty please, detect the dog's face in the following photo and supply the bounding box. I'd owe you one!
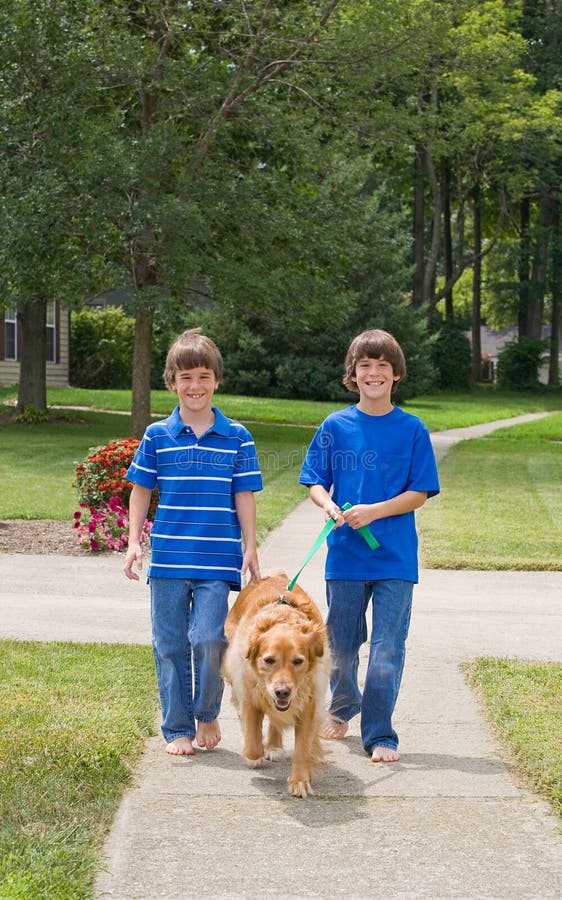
[247,618,324,712]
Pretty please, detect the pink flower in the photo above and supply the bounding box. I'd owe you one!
[72,492,150,554]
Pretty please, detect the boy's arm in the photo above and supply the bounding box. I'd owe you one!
[342,490,428,530]
[123,484,152,580]
[234,490,260,582]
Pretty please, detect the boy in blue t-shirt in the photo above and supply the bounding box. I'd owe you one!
[124,329,262,757]
[299,329,439,762]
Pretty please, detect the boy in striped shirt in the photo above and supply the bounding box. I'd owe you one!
[124,329,262,756]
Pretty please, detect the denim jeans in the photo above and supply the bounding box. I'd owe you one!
[149,577,230,743]
[326,579,413,754]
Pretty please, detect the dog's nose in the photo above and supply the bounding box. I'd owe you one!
[274,685,291,701]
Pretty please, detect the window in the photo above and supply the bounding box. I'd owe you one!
[46,300,56,363]
[4,307,17,361]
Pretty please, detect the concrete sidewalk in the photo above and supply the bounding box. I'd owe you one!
[1,412,561,899]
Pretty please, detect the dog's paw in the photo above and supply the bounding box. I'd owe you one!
[264,747,287,762]
[287,775,313,798]
[245,756,267,769]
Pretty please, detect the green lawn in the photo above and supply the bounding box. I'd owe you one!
[2,383,561,429]
[0,409,314,537]
[418,412,562,570]
[2,388,560,568]
[464,658,562,817]
[0,641,158,900]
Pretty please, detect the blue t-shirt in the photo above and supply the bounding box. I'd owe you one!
[299,405,440,583]
[126,406,263,589]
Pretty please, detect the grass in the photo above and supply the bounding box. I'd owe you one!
[0,640,158,899]
[0,409,314,535]
[2,387,560,567]
[417,412,562,570]
[1,386,561,895]
[464,658,562,817]
[0,410,132,520]
[1,383,561,429]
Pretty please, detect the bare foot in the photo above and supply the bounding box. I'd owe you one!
[371,746,400,763]
[321,718,349,740]
[196,720,221,750]
[166,736,194,756]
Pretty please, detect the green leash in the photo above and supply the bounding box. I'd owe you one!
[287,502,379,591]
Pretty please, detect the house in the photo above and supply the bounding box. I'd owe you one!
[466,325,561,385]
[0,301,70,387]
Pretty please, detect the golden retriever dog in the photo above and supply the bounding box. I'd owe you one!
[222,571,330,798]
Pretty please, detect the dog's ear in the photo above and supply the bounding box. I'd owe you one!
[245,613,277,662]
[245,631,262,663]
[302,623,325,661]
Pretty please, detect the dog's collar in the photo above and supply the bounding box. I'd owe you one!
[276,594,295,608]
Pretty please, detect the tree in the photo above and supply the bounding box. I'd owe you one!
[75,0,345,436]
[0,0,110,410]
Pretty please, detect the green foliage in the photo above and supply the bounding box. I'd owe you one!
[430,323,472,391]
[70,307,135,389]
[13,406,50,425]
[496,337,546,390]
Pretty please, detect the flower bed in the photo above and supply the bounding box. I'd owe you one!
[73,439,157,552]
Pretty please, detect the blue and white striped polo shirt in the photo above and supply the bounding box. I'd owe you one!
[126,406,262,588]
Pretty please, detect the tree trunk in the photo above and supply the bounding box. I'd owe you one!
[471,184,482,382]
[412,144,425,308]
[129,81,159,440]
[17,296,47,411]
[548,198,560,386]
[441,158,454,322]
[423,145,441,318]
[527,190,550,341]
[130,304,154,439]
[518,196,531,337]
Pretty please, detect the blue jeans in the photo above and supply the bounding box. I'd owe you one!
[149,577,230,743]
[326,579,413,754]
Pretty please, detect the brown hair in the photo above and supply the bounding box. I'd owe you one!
[343,329,406,393]
[163,328,223,388]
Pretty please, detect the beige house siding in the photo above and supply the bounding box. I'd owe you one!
[0,306,70,388]
[46,308,70,386]
[0,360,20,388]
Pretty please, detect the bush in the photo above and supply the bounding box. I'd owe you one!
[430,324,472,391]
[73,439,157,553]
[273,356,348,401]
[73,439,158,518]
[497,337,545,390]
[70,306,135,389]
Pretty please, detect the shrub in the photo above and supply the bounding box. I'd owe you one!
[73,439,158,518]
[497,337,545,390]
[273,356,348,401]
[70,306,134,389]
[430,324,472,391]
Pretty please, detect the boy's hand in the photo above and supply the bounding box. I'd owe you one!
[323,502,345,527]
[342,504,375,529]
[241,548,260,583]
[124,541,143,580]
